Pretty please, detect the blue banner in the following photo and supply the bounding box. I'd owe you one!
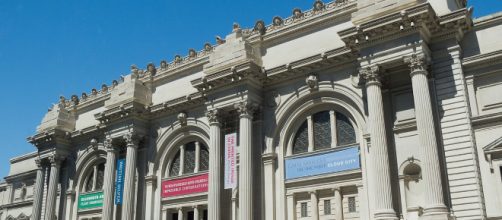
[115,158,126,205]
[285,146,360,180]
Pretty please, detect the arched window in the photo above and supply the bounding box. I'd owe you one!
[292,110,356,155]
[169,141,209,177]
[84,163,105,192]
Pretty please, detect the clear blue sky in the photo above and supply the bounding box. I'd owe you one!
[0,0,500,179]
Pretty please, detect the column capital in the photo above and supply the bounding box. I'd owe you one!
[35,157,47,169]
[332,187,342,193]
[48,154,64,167]
[206,109,221,125]
[309,190,318,195]
[359,65,382,86]
[234,101,258,119]
[124,132,141,147]
[404,52,430,76]
[104,138,117,152]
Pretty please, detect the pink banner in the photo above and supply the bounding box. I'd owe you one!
[161,173,208,198]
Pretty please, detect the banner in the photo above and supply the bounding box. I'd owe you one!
[224,133,237,189]
[115,158,126,205]
[78,191,104,210]
[285,146,360,180]
[161,173,208,198]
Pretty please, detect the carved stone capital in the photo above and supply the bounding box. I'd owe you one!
[177,112,188,126]
[124,132,141,147]
[103,138,116,152]
[206,109,221,125]
[35,158,46,169]
[359,65,382,86]
[48,154,64,167]
[234,102,258,119]
[404,53,429,75]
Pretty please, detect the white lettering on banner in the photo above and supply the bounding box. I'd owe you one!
[224,133,237,189]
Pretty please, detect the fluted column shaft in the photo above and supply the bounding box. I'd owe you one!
[406,54,448,217]
[310,191,319,220]
[286,194,296,220]
[334,188,343,220]
[45,156,62,220]
[32,159,46,220]
[236,102,255,220]
[361,66,398,220]
[122,134,139,220]
[103,139,117,220]
[207,109,221,220]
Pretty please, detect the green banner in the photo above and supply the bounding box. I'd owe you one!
[78,191,104,210]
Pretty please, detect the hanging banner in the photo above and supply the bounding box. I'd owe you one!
[285,146,360,180]
[161,173,208,198]
[224,133,238,189]
[78,191,104,210]
[115,158,126,205]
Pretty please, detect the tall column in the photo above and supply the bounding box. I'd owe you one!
[179,145,185,176]
[307,116,314,152]
[103,138,117,220]
[32,158,46,220]
[310,191,319,220]
[45,154,62,220]
[333,188,343,220]
[206,109,222,220]
[329,110,337,147]
[122,133,140,220]
[405,53,449,218]
[360,65,398,219]
[193,205,200,220]
[286,193,296,220]
[235,102,256,220]
[178,207,183,220]
[195,141,201,173]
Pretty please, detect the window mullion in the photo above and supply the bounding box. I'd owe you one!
[92,165,98,191]
[307,116,314,152]
[194,141,200,173]
[330,111,337,148]
[179,145,185,176]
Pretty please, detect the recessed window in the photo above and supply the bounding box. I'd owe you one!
[348,196,356,213]
[301,202,308,217]
[292,111,356,155]
[169,141,209,177]
[84,163,105,192]
[324,199,331,215]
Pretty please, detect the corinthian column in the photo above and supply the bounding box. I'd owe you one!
[32,158,46,220]
[405,53,449,218]
[102,138,117,220]
[235,102,257,220]
[360,65,398,220]
[122,133,140,220]
[206,109,222,220]
[45,154,62,220]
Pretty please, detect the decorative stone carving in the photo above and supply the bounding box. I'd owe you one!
[254,20,266,35]
[206,109,220,124]
[272,16,283,26]
[313,0,325,11]
[204,43,213,52]
[103,138,114,151]
[101,84,108,93]
[233,22,240,32]
[130,64,139,75]
[216,36,226,45]
[177,112,188,126]
[306,74,318,90]
[174,55,182,63]
[112,80,119,88]
[359,65,381,85]
[48,154,63,167]
[188,49,197,58]
[90,138,98,150]
[91,88,98,96]
[81,92,88,101]
[59,96,66,106]
[404,53,429,74]
[160,60,168,69]
[124,132,141,147]
[293,8,304,19]
[147,62,156,75]
[71,95,79,106]
[235,102,258,118]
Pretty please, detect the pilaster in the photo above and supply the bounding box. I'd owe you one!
[206,109,222,220]
[102,138,118,220]
[45,154,63,220]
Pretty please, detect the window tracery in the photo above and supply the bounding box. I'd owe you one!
[169,141,209,177]
[84,162,105,192]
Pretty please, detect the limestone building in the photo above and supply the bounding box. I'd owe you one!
[2,0,502,219]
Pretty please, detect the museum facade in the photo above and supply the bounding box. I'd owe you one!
[2,0,502,219]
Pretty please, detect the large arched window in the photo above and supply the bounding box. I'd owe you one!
[169,141,209,177]
[292,110,356,155]
[84,163,105,192]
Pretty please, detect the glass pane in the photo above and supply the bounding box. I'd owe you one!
[348,196,356,212]
[95,163,105,190]
[293,120,309,154]
[184,142,196,174]
[324,199,331,215]
[169,151,181,176]
[301,202,308,217]
[313,111,331,150]
[200,145,209,171]
[85,170,94,192]
[336,112,356,146]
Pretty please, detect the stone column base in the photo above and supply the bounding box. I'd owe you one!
[374,209,399,220]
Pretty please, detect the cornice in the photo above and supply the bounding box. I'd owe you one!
[3,170,37,182]
[28,128,71,148]
[462,49,502,71]
[150,55,210,83]
[471,112,502,129]
[148,92,206,119]
[339,3,472,50]
[94,101,149,125]
[9,152,38,164]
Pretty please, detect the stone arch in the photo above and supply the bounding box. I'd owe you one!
[74,146,107,192]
